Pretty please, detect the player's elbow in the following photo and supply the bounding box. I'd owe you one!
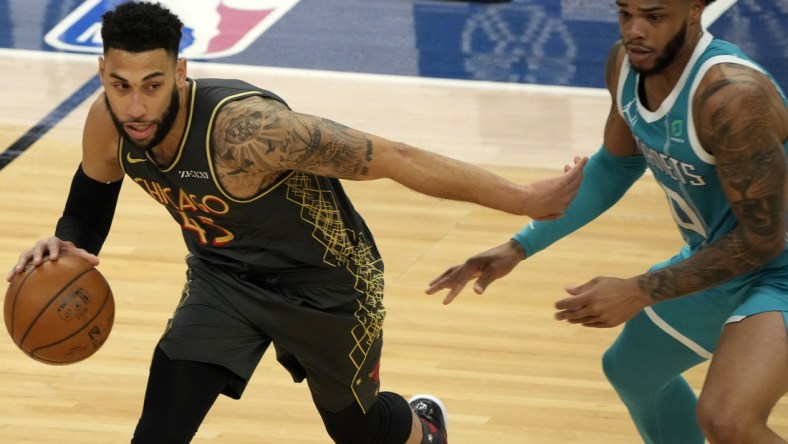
[373,142,419,181]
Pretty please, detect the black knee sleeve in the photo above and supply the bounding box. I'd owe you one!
[316,391,413,444]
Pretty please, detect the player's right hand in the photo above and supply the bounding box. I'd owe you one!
[6,236,99,281]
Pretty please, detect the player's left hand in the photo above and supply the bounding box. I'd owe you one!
[554,276,652,327]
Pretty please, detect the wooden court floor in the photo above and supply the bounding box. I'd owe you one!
[0,50,785,443]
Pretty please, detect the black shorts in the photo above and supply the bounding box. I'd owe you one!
[157,255,386,413]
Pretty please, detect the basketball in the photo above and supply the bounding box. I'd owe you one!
[4,255,114,365]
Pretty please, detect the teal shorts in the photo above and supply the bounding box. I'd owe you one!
[643,247,788,358]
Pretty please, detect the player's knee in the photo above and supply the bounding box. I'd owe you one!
[317,391,412,444]
[602,345,634,391]
[696,410,753,444]
[696,395,767,444]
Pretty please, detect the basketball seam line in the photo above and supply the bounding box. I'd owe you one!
[29,286,112,356]
[18,266,96,346]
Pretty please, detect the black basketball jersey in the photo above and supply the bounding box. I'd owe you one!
[118,78,383,286]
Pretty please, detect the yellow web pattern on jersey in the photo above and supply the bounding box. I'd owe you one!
[285,172,385,411]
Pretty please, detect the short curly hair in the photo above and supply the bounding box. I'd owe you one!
[101,1,182,57]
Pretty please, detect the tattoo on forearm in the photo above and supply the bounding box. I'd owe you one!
[638,258,737,303]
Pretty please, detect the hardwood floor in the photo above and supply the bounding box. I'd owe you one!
[1,51,785,443]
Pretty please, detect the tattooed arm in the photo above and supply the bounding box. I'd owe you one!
[211,95,587,219]
[637,63,788,302]
[211,96,373,198]
[553,63,788,328]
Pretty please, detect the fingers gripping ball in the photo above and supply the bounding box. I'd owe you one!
[4,256,114,365]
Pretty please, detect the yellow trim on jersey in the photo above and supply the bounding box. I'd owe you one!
[117,135,126,175]
[158,78,197,173]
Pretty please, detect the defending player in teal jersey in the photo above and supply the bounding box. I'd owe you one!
[428,1,788,442]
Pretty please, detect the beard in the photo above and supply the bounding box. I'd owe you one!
[628,21,688,77]
[104,87,180,152]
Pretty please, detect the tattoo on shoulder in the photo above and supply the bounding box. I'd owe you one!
[212,97,285,195]
[224,110,263,145]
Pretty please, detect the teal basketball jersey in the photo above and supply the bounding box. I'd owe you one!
[616,32,788,252]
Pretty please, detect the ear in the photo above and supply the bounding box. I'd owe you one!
[689,0,705,26]
[98,56,106,86]
[175,58,187,87]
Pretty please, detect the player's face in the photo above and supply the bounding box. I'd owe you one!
[99,48,185,150]
[616,0,700,76]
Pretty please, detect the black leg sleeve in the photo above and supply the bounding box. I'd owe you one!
[132,346,236,444]
[316,391,413,444]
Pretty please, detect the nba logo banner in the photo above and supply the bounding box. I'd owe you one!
[44,0,300,58]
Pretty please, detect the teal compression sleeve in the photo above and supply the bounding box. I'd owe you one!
[513,146,647,257]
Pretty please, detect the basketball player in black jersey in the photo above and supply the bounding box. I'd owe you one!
[7,2,586,443]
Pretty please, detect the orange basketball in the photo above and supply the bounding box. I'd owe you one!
[4,255,114,365]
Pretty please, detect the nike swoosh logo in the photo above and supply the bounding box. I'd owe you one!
[126,152,148,164]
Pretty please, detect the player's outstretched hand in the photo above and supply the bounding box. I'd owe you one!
[426,240,525,304]
[524,156,587,221]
